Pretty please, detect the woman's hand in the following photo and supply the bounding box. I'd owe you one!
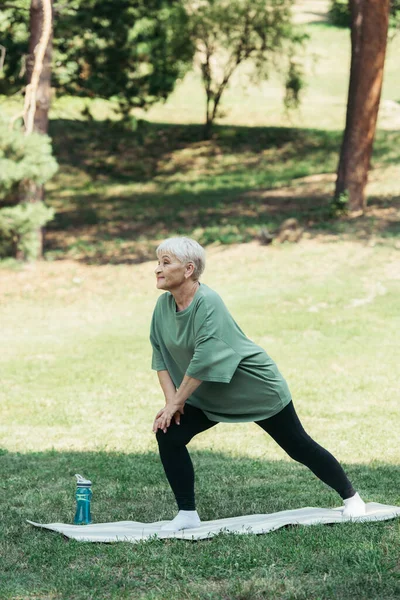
[152,403,184,434]
[152,374,202,434]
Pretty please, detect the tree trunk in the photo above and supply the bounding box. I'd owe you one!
[204,93,213,139]
[26,0,53,135]
[335,0,390,212]
[24,0,53,257]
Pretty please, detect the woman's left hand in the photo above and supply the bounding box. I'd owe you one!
[153,403,184,434]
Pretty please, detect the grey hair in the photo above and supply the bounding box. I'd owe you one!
[156,237,206,280]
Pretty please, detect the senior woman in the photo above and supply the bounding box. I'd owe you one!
[150,237,366,532]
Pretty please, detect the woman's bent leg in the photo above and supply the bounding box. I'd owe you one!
[156,404,217,510]
[256,401,356,500]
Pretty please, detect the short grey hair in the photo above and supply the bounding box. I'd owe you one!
[156,237,206,280]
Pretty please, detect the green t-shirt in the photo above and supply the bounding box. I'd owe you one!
[150,283,292,423]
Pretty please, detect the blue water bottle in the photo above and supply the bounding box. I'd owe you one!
[74,474,92,525]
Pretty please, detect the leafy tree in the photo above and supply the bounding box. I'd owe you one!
[0,120,57,201]
[0,0,30,95]
[5,0,55,261]
[1,0,193,259]
[0,0,194,114]
[185,0,305,138]
[335,0,390,212]
[328,0,352,27]
[0,118,57,260]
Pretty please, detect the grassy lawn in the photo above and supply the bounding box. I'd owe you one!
[1,1,400,597]
[40,120,400,265]
[1,241,400,599]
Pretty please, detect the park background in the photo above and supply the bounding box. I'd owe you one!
[0,0,400,598]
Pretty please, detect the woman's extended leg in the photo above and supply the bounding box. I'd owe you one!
[256,401,365,515]
[156,403,217,528]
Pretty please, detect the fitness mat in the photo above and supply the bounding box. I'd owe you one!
[27,502,400,543]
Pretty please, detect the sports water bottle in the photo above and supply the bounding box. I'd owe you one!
[74,474,92,525]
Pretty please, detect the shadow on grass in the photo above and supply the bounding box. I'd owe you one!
[44,119,400,265]
[2,447,399,525]
[48,120,400,184]
[49,119,342,185]
[1,448,399,599]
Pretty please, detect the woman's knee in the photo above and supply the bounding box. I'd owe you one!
[156,425,191,448]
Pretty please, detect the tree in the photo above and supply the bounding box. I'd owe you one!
[1,0,192,258]
[1,0,57,261]
[23,0,53,257]
[25,0,53,135]
[0,0,194,115]
[0,119,57,260]
[185,0,304,138]
[334,0,390,213]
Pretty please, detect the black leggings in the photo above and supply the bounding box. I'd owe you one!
[156,401,355,511]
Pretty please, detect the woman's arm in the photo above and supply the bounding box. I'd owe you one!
[175,374,202,406]
[157,370,177,403]
[152,370,177,432]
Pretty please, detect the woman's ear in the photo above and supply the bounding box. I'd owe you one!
[185,262,195,278]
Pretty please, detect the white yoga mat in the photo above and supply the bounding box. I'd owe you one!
[27,502,400,543]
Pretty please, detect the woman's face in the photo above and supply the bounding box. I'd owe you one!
[155,253,190,291]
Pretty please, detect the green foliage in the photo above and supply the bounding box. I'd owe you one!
[0,201,55,260]
[328,0,400,28]
[0,119,57,259]
[330,191,349,216]
[185,0,306,135]
[328,0,350,28]
[392,0,400,25]
[0,119,58,200]
[0,0,194,113]
[0,0,29,95]
[284,58,304,111]
[192,224,253,245]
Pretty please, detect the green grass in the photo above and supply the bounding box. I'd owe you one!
[1,450,400,599]
[1,241,400,599]
[43,121,338,259]
[39,119,400,264]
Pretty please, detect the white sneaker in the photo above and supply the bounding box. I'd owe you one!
[160,510,201,532]
[343,492,366,517]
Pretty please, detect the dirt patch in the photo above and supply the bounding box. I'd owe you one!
[241,172,400,242]
[292,0,330,24]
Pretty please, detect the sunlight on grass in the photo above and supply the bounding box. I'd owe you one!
[1,243,399,599]
[1,242,399,468]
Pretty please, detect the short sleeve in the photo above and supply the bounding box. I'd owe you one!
[186,335,242,383]
[150,310,167,372]
[185,293,242,383]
